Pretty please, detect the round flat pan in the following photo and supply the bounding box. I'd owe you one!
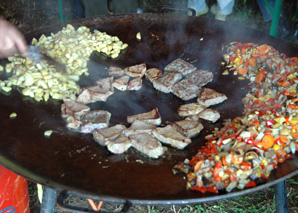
[1,14,298,205]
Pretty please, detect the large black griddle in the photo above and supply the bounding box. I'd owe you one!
[1,14,298,205]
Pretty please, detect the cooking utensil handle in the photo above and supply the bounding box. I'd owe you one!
[56,190,132,212]
[159,6,196,16]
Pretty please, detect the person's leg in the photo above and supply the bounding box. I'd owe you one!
[188,0,208,16]
[82,0,109,17]
[73,0,85,19]
[216,0,235,15]
[257,0,275,22]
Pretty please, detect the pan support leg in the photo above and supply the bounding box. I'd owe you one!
[274,180,288,213]
[40,186,57,213]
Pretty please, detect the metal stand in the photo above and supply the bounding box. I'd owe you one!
[274,181,288,213]
[40,186,57,213]
[40,181,288,212]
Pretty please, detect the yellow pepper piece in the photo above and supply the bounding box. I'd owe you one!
[273,144,281,150]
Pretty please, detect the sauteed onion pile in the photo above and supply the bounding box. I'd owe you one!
[0,24,127,101]
[174,42,298,193]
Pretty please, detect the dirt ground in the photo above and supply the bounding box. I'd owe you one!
[1,0,298,212]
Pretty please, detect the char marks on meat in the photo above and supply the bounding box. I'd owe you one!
[171,120,204,138]
[61,98,90,119]
[93,124,126,146]
[152,71,182,93]
[76,85,113,104]
[127,108,161,125]
[198,109,220,123]
[152,125,192,149]
[127,77,142,90]
[171,79,201,100]
[145,68,162,82]
[185,69,213,87]
[106,134,132,154]
[108,66,124,76]
[130,133,164,159]
[96,77,114,93]
[124,63,146,77]
[124,120,156,137]
[164,58,196,75]
[112,75,130,91]
[178,103,206,117]
[197,88,227,107]
[80,110,111,133]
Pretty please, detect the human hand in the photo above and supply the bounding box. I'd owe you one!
[0,17,27,58]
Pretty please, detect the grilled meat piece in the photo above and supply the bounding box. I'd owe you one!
[185,69,213,87]
[93,124,126,146]
[124,120,156,137]
[127,108,161,125]
[171,79,201,101]
[198,109,220,123]
[178,103,206,117]
[164,58,196,75]
[106,134,132,154]
[61,98,90,119]
[96,77,114,93]
[108,66,125,76]
[80,110,111,133]
[127,77,142,91]
[66,115,82,132]
[185,114,199,122]
[124,63,146,77]
[130,133,164,159]
[152,71,182,93]
[112,75,130,91]
[152,125,192,149]
[145,68,162,82]
[171,120,204,138]
[76,85,113,104]
[197,88,227,107]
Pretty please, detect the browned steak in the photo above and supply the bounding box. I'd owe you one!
[152,125,192,149]
[197,88,227,107]
[164,58,196,75]
[80,110,111,133]
[93,124,126,146]
[61,98,90,119]
[124,120,156,137]
[96,77,114,93]
[112,75,130,91]
[108,66,124,76]
[127,108,161,125]
[171,120,203,138]
[76,86,113,104]
[145,68,162,82]
[198,109,220,123]
[127,77,142,90]
[124,63,146,77]
[152,71,182,93]
[185,69,213,87]
[106,134,132,154]
[130,133,164,158]
[171,79,201,100]
[178,103,206,117]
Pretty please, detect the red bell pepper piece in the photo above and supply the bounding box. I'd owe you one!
[245,180,256,188]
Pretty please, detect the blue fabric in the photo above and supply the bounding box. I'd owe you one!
[257,0,275,22]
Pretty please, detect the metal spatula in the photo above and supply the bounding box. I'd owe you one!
[26,45,67,74]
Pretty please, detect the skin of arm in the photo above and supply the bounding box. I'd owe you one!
[0,17,27,58]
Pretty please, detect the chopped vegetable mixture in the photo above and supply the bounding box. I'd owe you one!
[173,42,298,193]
